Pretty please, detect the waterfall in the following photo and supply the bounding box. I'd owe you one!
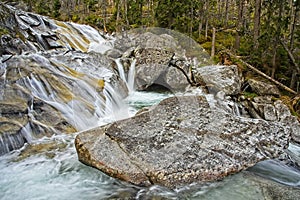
[0,60,7,100]
[115,58,136,94]
[233,102,241,117]
[0,3,125,154]
[103,82,130,122]
[54,21,112,53]
[127,59,136,93]
[116,58,127,83]
[0,51,128,155]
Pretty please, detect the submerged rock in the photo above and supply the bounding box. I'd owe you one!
[75,95,292,188]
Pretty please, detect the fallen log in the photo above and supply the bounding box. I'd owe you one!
[225,51,297,95]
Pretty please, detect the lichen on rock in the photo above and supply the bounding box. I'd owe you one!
[75,95,293,188]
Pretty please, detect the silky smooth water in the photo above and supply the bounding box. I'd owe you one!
[2,5,299,198]
[0,91,300,200]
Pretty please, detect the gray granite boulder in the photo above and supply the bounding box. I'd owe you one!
[194,65,241,95]
[75,95,292,188]
[240,96,300,143]
[114,31,194,91]
[247,79,281,97]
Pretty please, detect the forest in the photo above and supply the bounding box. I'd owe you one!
[1,0,300,94]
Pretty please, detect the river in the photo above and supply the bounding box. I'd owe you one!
[0,3,299,198]
[0,90,299,200]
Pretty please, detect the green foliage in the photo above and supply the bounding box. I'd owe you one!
[127,0,144,25]
[35,0,50,15]
[5,0,299,93]
[242,92,258,99]
[52,0,61,18]
[85,14,103,28]
[0,27,9,37]
[71,15,80,23]
[84,0,97,11]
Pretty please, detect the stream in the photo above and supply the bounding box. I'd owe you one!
[0,90,300,200]
[0,3,300,198]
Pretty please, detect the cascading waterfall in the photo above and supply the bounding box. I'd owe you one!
[116,58,127,83]
[0,60,7,100]
[1,4,300,199]
[0,4,123,154]
[127,59,136,93]
[54,21,112,53]
[115,58,136,94]
[0,51,129,155]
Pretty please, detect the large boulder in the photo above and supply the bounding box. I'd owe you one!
[247,79,281,97]
[133,47,174,90]
[114,31,199,91]
[194,65,241,95]
[75,95,293,188]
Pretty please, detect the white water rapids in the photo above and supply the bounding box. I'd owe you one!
[1,89,300,199]
[1,56,299,199]
[0,5,299,198]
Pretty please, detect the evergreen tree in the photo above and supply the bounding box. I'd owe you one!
[53,0,61,18]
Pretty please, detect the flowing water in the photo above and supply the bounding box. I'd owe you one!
[0,5,300,198]
[1,49,299,200]
[0,89,300,199]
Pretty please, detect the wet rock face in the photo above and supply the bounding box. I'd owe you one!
[0,3,126,155]
[0,2,112,55]
[0,50,124,155]
[75,95,292,188]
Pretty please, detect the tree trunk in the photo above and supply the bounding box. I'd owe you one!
[103,1,108,33]
[116,0,121,31]
[204,0,209,40]
[189,4,193,38]
[271,48,277,78]
[198,18,203,39]
[290,0,299,50]
[225,0,229,26]
[280,39,300,90]
[253,0,261,49]
[125,0,129,26]
[205,19,208,40]
[234,0,244,50]
[211,27,216,57]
